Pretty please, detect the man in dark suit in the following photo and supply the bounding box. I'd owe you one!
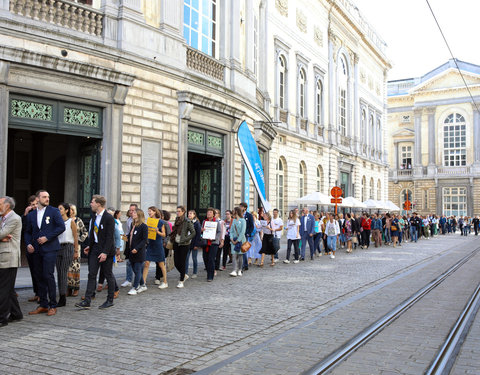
[24,190,65,316]
[76,195,116,310]
[299,207,315,261]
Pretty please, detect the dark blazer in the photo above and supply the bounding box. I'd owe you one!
[244,211,254,238]
[88,210,115,257]
[125,223,148,263]
[24,206,65,253]
[299,214,315,236]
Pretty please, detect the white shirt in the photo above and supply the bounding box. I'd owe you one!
[94,209,105,243]
[302,215,308,231]
[37,206,46,229]
[286,218,300,240]
[325,220,340,236]
[58,218,74,244]
[271,217,284,238]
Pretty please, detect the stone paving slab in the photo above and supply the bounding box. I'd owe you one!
[0,234,477,375]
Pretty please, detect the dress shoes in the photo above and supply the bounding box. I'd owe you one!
[28,296,40,303]
[29,306,49,315]
[98,300,114,309]
[81,295,95,301]
[47,308,57,316]
[71,290,79,297]
[75,300,91,309]
[8,315,23,322]
[113,290,119,299]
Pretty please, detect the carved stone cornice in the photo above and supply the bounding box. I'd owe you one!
[177,91,246,120]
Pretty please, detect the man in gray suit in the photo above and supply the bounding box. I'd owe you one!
[0,196,23,327]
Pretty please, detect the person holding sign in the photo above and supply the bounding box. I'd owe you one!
[143,207,167,288]
[201,208,222,282]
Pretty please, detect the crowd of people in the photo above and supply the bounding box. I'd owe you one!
[0,190,478,326]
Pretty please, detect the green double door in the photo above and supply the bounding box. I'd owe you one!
[188,152,222,220]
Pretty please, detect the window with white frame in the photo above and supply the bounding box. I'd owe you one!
[316,165,323,193]
[369,178,374,199]
[361,175,366,202]
[279,55,287,110]
[443,187,467,217]
[369,115,375,147]
[298,68,306,118]
[183,0,217,57]
[315,79,323,124]
[377,119,382,151]
[254,15,258,77]
[443,113,466,166]
[400,145,412,169]
[377,179,381,201]
[338,56,348,136]
[299,162,306,197]
[361,109,366,143]
[276,159,285,217]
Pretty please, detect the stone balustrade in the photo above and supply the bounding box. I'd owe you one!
[9,0,103,37]
[186,46,224,81]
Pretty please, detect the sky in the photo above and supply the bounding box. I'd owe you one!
[353,0,480,81]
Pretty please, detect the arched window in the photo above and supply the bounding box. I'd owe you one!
[377,179,382,201]
[361,175,366,202]
[369,115,375,148]
[338,55,348,136]
[443,113,466,166]
[361,109,366,144]
[316,165,324,193]
[276,158,285,217]
[315,79,323,124]
[369,178,374,199]
[278,55,287,110]
[298,68,306,118]
[377,118,382,151]
[299,162,306,197]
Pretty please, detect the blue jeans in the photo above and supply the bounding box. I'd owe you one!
[202,245,218,281]
[313,233,323,254]
[131,261,145,289]
[186,248,198,275]
[125,259,133,282]
[327,236,337,252]
[410,226,417,242]
[300,233,314,259]
[384,228,391,243]
[398,231,403,244]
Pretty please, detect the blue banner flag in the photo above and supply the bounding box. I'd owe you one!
[237,121,271,212]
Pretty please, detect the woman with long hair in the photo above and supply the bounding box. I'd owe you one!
[125,208,148,295]
[345,213,354,253]
[57,203,78,307]
[284,210,300,263]
[143,207,167,288]
[67,204,87,297]
[229,207,246,277]
[186,210,202,278]
[259,211,276,267]
[170,206,196,288]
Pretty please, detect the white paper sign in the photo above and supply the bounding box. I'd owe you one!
[202,221,218,240]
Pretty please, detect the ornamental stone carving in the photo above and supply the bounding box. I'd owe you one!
[276,0,288,17]
[314,26,323,47]
[296,9,307,33]
[360,69,366,83]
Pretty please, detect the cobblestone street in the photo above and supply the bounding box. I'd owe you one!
[2,234,479,375]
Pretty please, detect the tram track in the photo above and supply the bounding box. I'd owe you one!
[302,247,480,375]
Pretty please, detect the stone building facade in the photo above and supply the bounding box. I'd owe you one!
[0,0,390,222]
[387,59,480,216]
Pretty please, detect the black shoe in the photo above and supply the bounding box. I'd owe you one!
[8,315,23,322]
[98,300,114,309]
[57,295,66,307]
[300,258,305,261]
[75,300,91,309]
[0,321,8,327]
[242,266,248,271]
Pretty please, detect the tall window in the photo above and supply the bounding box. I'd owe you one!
[183,0,217,57]
[315,79,323,124]
[316,166,323,193]
[279,55,287,110]
[276,159,285,217]
[369,115,375,147]
[254,15,259,77]
[400,145,412,169]
[361,109,366,143]
[338,56,348,136]
[443,187,467,217]
[369,178,374,199]
[377,179,381,201]
[299,162,306,197]
[377,119,382,151]
[443,113,466,166]
[361,176,366,202]
[298,68,306,118]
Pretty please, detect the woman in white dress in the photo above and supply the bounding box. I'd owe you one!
[247,211,262,265]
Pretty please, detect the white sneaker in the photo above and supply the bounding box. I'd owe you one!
[191,274,197,279]
[121,281,132,288]
[127,288,137,295]
[293,260,299,264]
[158,282,168,289]
[283,260,290,264]
[154,279,161,285]
[184,274,189,282]
[229,271,237,277]
[330,254,335,259]
[137,285,147,293]
[237,271,242,276]
[176,281,184,288]
[274,258,279,263]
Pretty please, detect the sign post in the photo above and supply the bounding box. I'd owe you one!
[330,186,343,215]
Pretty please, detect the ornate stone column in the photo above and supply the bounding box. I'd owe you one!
[245,0,254,76]
[328,28,336,145]
[0,61,9,197]
[426,106,436,176]
[413,108,423,177]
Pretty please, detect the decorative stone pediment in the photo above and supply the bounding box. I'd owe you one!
[276,0,288,17]
[392,128,414,138]
[412,69,480,94]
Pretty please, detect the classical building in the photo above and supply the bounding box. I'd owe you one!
[0,0,390,223]
[387,59,480,216]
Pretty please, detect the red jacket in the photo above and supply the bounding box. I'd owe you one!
[361,217,372,230]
